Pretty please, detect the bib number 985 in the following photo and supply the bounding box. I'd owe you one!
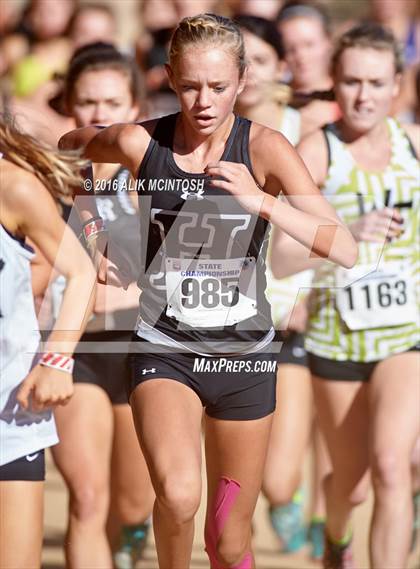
[181,277,239,309]
[165,257,257,327]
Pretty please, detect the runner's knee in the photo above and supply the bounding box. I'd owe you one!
[69,479,109,522]
[329,472,368,507]
[216,532,250,568]
[156,474,201,524]
[263,471,297,505]
[205,477,252,569]
[372,450,410,492]
[348,480,369,507]
[115,491,154,524]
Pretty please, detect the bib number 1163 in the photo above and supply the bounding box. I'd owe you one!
[344,279,407,311]
[335,261,416,330]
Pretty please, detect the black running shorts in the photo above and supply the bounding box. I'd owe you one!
[73,331,131,404]
[0,449,45,481]
[129,337,277,421]
[308,343,420,382]
[276,331,308,367]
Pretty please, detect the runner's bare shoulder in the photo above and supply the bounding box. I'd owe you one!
[0,160,54,233]
[114,118,162,172]
[297,129,329,187]
[248,122,296,191]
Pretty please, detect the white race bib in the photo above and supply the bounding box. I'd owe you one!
[335,261,416,330]
[165,257,257,327]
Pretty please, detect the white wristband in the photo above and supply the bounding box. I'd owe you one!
[39,352,74,374]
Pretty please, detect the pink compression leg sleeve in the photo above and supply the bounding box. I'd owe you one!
[204,477,253,569]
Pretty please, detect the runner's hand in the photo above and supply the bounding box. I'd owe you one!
[205,161,267,216]
[89,232,132,289]
[349,208,403,243]
[17,365,74,412]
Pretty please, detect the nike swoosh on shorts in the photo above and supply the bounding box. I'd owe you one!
[26,453,39,462]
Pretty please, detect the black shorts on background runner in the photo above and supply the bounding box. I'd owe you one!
[129,336,277,421]
[276,331,308,367]
[308,343,420,382]
[73,330,131,404]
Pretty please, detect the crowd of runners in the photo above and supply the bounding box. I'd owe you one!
[0,1,419,569]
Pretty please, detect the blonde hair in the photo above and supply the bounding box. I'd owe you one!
[270,82,293,106]
[332,23,404,75]
[169,13,246,77]
[0,118,86,200]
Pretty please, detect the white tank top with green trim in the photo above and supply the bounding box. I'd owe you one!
[306,118,419,362]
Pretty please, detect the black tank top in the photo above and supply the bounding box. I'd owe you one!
[136,113,273,355]
[94,167,141,281]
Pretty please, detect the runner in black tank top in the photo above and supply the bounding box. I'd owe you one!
[59,14,357,569]
[130,111,276,424]
[136,112,273,355]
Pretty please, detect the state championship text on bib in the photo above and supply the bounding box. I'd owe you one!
[165,257,257,327]
[335,260,416,331]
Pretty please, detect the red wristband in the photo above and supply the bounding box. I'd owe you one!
[39,352,74,374]
[82,217,107,241]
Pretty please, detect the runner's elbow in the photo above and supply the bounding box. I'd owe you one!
[58,129,86,152]
[58,132,74,151]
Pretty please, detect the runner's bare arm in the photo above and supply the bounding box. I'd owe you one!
[257,128,357,269]
[59,123,152,286]
[59,123,149,220]
[269,230,327,279]
[1,167,95,410]
[59,125,129,221]
[207,126,357,269]
[8,173,96,355]
[58,122,151,177]
[269,129,332,278]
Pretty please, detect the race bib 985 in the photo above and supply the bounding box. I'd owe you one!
[165,257,257,327]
